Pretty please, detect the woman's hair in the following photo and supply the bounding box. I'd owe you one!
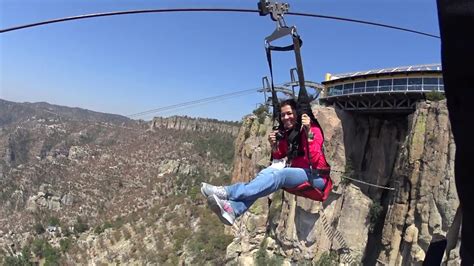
[277,98,320,131]
[280,98,297,110]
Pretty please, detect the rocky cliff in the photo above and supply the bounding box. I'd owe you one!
[227,100,459,265]
[151,116,240,136]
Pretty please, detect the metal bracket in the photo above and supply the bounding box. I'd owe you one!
[258,0,290,25]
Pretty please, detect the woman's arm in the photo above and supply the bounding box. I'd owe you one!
[301,114,324,167]
[272,137,288,159]
[307,124,324,167]
[268,130,287,159]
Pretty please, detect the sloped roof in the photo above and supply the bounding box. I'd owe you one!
[327,64,442,82]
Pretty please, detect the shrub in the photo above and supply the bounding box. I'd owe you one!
[94,221,113,235]
[31,239,46,257]
[188,186,200,201]
[31,239,60,264]
[425,90,445,101]
[255,239,283,266]
[244,130,251,139]
[73,217,89,234]
[253,104,269,124]
[47,216,60,227]
[268,190,283,224]
[220,173,232,184]
[173,229,191,253]
[188,211,233,264]
[123,227,132,240]
[255,239,269,266]
[34,223,45,235]
[341,159,355,185]
[93,225,102,235]
[113,217,125,228]
[43,245,60,265]
[3,248,32,266]
[59,238,72,253]
[62,227,72,237]
[369,202,383,232]
[315,251,338,266]
[3,255,32,266]
[112,230,122,243]
[21,246,32,262]
[190,132,235,165]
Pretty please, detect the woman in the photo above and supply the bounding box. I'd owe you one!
[201,99,330,225]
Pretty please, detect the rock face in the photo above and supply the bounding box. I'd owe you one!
[227,100,459,265]
[151,116,240,136]
[379,100,458,265]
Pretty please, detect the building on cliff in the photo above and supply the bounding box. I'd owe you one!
[319,64,444,113]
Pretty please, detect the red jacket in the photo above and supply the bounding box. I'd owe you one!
[273,121,332,201]
[272,122,330,171]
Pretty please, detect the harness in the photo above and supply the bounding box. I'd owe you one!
[280,125,333,202]
[259,0,332,202]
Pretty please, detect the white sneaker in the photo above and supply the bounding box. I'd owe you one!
[207,194,235,226]
[201,182,228,199]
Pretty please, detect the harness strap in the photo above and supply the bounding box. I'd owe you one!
[265,29,309,164]
[304,169,331,191]
[265,44,280,123]
[312,168,331,176]
[292,34,307,101]
[304,127,313,171]
[266,36,303,52]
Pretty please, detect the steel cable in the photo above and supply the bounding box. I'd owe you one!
[0,8,440,39]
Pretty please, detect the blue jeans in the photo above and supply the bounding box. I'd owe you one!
[225,167,325,217]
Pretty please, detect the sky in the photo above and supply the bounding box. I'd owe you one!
[0,0,441,121]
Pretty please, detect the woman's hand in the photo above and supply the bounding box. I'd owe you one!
[268,131,278,146]
[301,114,311,130]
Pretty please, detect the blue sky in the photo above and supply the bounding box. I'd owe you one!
[1,0,440,121]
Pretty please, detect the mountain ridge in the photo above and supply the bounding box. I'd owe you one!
[0,99,237,264]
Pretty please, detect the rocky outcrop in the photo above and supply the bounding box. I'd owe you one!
[228,100,459,265]
[26,192,62,211]
[151,116,240,136]
[379,100,458,265]
[231,114,272,183]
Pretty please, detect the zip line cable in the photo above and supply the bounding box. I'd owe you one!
[148,91,257,117]
[288,12,439,39]
[127,87,259,118]
[128,79,323,118]
[0,8,440,39]
[341,175,395,190]
[127,88,257,117]
[331,169,396,190]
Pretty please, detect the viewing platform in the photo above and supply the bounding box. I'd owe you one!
[319,64,444,113]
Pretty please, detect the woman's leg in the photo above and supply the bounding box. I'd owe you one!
[225,199,255,218]
[225,167,320,216]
